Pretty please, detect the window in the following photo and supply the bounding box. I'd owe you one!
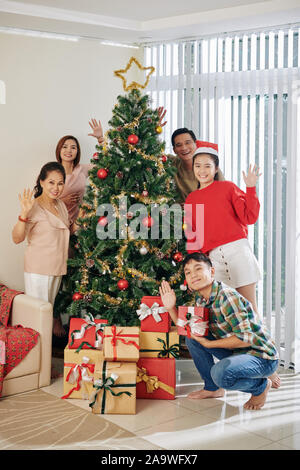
[145,26,300,370]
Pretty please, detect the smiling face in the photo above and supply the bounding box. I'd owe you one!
[184,259,215,293]
[40,170,65,200]
[173,133,197,163]
[60,138,78,164]
[193,153,218,188]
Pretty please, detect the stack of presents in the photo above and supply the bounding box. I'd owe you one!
[62,296,209,415]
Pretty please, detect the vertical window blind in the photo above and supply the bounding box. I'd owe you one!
[144,26,300,371]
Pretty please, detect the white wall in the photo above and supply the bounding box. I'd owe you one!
[0,32,142,290]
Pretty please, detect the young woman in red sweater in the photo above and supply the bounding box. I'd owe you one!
[184,142,281,389]
[184,142,261,315]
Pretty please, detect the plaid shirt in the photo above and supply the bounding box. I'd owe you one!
[193,280,278,360]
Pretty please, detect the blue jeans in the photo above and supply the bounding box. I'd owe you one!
[186,335,279,396]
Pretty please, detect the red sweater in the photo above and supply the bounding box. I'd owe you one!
[184,181,260,254]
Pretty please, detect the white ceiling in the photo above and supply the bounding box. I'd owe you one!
[0,0,300,44]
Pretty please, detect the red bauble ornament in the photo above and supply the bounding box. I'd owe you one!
[173,251,183,263]
[161,155,167,162]
[117,279,129,290]
[98,216,108,226]
[97,168,108,179]
[142,216,154,228]
[127,134,139,145]
[72,292,83,301]
[92,152,99,160]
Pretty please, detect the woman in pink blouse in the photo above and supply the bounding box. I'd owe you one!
[51,120,104,337]
[55,119,104,224]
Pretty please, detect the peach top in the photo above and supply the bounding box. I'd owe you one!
[59,163,92,223]
[24,199,70,276]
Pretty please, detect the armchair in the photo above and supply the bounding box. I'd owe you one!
[2,293,52,397]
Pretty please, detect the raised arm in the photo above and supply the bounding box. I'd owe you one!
[88,118,105,145]
[12,188,34,244]
[159,280,178,324]
[231,165,261,225]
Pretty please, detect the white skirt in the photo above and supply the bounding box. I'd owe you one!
[24,272,62,306]
[209,238,261,289]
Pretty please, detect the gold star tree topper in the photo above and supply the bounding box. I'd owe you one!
[114,57,155,92]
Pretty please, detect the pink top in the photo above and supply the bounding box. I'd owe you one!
[59,163,92,223]
[24,199,70,276]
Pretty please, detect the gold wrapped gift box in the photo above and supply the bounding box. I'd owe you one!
[139,326,179,358]
[103,326,140,362]
[90,361,136,415]
[62,346,104,400]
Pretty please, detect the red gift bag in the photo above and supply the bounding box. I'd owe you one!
[68,314,108,351]
[177,306,209,337]
[137,296,171,333]
[136,357,176,400]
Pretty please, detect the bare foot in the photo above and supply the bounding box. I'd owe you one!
[187,388,225,399]
[269,372,281,389]
[53,317,66,337]
[243,378,272,410]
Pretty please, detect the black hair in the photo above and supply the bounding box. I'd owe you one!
[33,161,66,198]
[171,128,197,147]
[56,135,81,168]
[182,252,213,270]
[192,151,220,189]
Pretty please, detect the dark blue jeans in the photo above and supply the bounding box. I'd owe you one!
[186,335,278,396]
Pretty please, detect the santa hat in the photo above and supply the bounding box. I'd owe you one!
[194,140,218,158]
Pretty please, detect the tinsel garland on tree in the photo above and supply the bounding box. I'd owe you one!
[61,87,190,326]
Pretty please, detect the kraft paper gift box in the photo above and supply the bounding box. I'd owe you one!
[68,314,108,351]
[136,357,176,400]
[89,360,136,415]
[139,326,179,358]
[62,346,104,400]
[137,296,171,333]
[103,325,140,362]
[177,306,209,338]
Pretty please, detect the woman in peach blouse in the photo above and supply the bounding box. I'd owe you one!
[12,162,77,359]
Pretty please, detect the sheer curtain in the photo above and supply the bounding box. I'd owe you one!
[144,26,300,371]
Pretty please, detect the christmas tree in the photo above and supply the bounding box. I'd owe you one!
[64,58,189,326]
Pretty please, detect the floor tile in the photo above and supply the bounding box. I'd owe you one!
[277,432,300,450]
[102,399,195,433]
[257,442,293,450]
[136,417,273,450]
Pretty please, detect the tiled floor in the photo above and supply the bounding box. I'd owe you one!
[44,358,300,450]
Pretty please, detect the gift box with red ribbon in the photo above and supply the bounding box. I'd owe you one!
[136,357,176,400]
[137,296,171,333]
[61,346,104,400]
[68,313,108,351]
[177,306,209,337]
[103,325,140,362]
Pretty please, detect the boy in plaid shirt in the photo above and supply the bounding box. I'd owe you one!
[159,252,279,410]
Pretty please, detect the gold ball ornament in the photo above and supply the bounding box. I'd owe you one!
[156,126,163,134]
